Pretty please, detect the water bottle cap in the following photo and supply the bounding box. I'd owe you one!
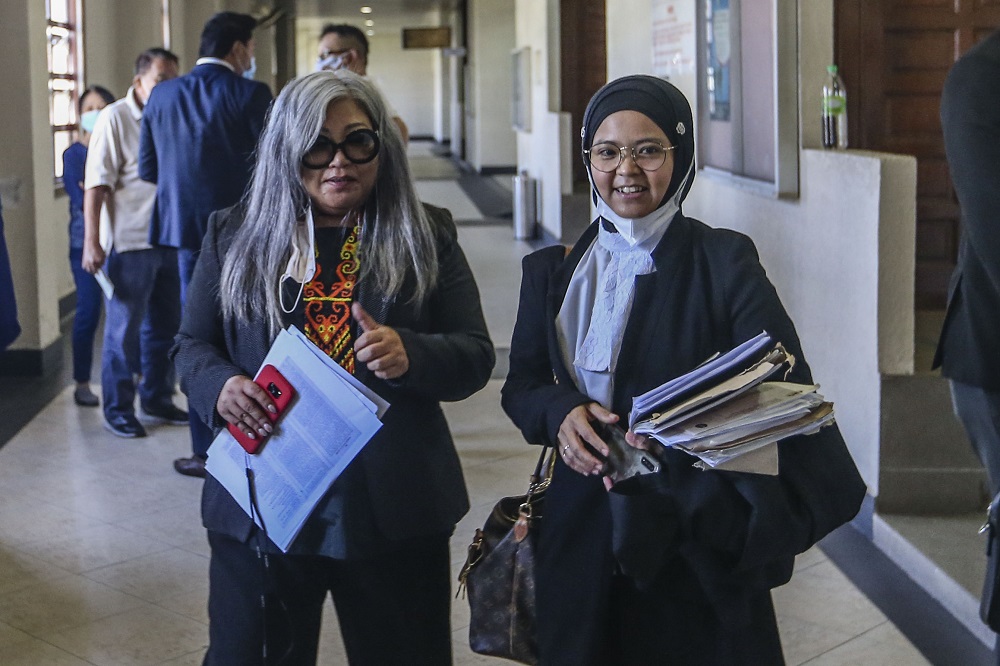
[827,64,839,75]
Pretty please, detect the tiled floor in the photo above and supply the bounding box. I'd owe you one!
[0,141,932,664]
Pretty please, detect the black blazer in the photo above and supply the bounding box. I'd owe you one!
[172,203,495,546]
[138,64,272,251]
[502,216,866,665]
[934,30,1000,389]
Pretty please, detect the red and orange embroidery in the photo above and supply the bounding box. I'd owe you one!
[303,226,359,373]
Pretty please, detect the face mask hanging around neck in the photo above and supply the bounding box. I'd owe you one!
[279,209,317,313]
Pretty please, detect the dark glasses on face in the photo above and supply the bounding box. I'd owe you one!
[301,128,380,169]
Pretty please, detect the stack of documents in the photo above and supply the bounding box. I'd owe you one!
[629,331,835,475]
[206,326,388,551]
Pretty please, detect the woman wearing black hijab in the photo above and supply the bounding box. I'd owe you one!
[501,75,865,664]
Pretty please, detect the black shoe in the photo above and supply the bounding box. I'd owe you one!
[173,456,207,478]
[141,402,189,426]
[73,386,99,407]
[104,414,148,438]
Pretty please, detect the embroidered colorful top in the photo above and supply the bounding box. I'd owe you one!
[303,225,360,374]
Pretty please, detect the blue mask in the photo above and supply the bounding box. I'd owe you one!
[80,109,101,133]
[243,56,257,80]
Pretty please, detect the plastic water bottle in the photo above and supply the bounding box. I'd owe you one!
[822,65,848,149]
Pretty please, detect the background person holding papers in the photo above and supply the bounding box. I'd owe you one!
[172,70,494,665]
[501,75,866,665]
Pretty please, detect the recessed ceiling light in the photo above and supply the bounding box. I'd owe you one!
[366,29,374,36]
[360,6,372,13]
[365,19,374,26]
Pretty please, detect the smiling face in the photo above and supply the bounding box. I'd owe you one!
[301,97,379,226]
[590,110,675,219]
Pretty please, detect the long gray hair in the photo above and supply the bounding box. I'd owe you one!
[219,70,438,335]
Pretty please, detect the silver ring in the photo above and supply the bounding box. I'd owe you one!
[563,444,570,454]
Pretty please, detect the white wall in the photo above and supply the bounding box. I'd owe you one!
[514,0,571,238]
[686,152,915,493]
[466,0,517,171]
[367,31,437,138]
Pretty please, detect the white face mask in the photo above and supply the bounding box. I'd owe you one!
[279,209,317,313]
[242,56,257,80]
[316,53,346,72]
[589,159,694,248]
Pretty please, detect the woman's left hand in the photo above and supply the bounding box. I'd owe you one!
[353,302,410,379]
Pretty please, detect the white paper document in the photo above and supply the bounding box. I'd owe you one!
[206,327,385,551]
[625,332,835,475]
[94,269,114,300]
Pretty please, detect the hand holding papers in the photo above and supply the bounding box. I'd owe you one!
[629,331,835,475]
[206,326,388,551]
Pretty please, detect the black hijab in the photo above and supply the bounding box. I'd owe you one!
[581,75,696,206]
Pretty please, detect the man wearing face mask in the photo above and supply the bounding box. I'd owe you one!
[316,23,409,144]
[82,48,184,439]
[139,12,272,478]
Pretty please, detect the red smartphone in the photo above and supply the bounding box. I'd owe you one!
[227,364,296,454]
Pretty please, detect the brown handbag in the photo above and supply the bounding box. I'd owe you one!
[457,446,553,665]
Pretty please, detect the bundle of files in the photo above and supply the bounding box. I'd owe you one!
[206,326,389,551]
[628,331,835,475]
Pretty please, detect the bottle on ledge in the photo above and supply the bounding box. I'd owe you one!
[822,64,848,149]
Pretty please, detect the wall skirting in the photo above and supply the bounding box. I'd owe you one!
[0,337,63,377]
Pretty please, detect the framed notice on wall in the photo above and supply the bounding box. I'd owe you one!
[511,47,530,132]
[696,0,798,197]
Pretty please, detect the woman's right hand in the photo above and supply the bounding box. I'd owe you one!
[216,375,277,442]
[557,403,618,476]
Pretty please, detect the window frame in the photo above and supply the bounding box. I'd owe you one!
[46,0,84,185]
[694,0,799,199]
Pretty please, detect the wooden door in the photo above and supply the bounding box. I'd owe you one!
[561,0,606,187]
[836,0,1000,309]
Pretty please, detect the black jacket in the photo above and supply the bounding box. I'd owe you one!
[502,216,866,665]
[934,30,1000,389]
[172,203,495,547]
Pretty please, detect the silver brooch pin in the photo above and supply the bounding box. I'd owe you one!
[676,122,686,135]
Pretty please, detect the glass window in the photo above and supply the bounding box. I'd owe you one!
[46,0,81,181]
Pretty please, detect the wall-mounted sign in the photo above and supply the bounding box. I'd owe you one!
[402,27,452,49]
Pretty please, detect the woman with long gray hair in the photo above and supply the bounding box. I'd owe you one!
[173,70,495,665]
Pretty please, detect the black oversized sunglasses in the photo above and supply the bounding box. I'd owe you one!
[301,128,380,169]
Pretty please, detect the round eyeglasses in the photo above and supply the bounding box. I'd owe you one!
[302,129,380,169]
[583,140,676,173]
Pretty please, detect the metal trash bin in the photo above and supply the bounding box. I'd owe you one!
[512,171,537,240]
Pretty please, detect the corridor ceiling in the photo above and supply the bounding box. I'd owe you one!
[295,0,460,32]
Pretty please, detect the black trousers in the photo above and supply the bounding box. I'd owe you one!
[204,530,454,666]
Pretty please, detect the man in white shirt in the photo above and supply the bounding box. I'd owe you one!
[82,48,185,439]
[316,23,410,144]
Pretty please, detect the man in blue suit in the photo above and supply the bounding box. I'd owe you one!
[139,11,271,477]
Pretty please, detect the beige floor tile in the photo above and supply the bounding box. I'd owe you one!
[154,582,209,625]
[0,544,75,596]
[0,574,148,635]
[45,603,208,666]
[82,547,209,604]
[0,619,34,649]
[158,648,207,665]
[802,621,931,665]
[114,502,207,550]
[1,635,93,665]
[772,560,887,637]
[14,521,172,575]
[0,496,107,551]
[777,612,857,665]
